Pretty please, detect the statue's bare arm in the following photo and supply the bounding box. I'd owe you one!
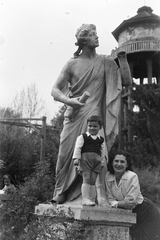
[51,59,84,109]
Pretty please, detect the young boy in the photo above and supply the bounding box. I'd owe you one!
[72,115,106,206]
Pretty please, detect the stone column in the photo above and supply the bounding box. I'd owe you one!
[146,58,152,84]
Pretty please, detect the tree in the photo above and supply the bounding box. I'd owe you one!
[0,104,63,185]
[0,112,40,183]
[128,83,160,168]
[11,82,47,118]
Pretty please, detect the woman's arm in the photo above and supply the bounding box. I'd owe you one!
[117,200,136,210]
[124,174,141,202]
[4,185,16,194]
[105,172,140,209]
[118,174,141,209]
[105,179,119,208]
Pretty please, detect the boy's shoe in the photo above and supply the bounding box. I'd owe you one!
[82,198,96,206]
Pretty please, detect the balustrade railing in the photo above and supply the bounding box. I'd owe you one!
[111,40,160,59]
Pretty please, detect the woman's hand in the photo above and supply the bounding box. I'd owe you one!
[117,199,136,210]
[124,199,137,209]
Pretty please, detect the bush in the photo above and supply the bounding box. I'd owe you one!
[0,196,88,240]
[134,166,160,208]
[0,158,55,239]
[128,84,160,168]
[19,209,88,240]
[0,157,89,240]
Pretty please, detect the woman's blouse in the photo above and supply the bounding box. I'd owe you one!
[105,170,144,208]
[2,184,16,194]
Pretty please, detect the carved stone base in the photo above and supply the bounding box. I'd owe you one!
[35,201,136,240]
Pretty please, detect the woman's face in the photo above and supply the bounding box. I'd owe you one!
[4,177,11,186]
[112,155,128,175]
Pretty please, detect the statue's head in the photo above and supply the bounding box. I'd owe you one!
[75,24,96,47]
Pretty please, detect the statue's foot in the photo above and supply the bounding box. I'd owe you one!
[97,198,110,207]
[82,198,96,206]
[52,193,66,204]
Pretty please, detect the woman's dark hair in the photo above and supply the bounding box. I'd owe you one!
[107,149,133,174]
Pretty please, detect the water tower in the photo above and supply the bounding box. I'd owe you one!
[111,6,160,148]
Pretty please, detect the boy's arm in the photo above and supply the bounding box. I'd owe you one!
[72,135,84,160]
[101,142,106,166]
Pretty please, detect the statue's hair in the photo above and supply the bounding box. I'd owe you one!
[74,24,96,57]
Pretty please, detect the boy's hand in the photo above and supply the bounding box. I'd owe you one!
[73,159,82,175]
[73,158,79,166]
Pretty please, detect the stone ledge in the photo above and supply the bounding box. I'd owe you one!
[35,203,136,226]
[35,203,136,240]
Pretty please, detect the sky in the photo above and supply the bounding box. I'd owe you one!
[0,0,160,122]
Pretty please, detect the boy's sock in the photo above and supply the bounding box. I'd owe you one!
[90,185,96,204]
[81,183,96,206]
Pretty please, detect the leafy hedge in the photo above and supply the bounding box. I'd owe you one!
[128,83,160,168]
[0,158,88,240]
[134,166,160,208]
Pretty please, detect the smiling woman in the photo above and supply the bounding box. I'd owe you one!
[1,174,17,195]
[112,154,129,182]
[0,174,17,201]
[105,150,160,240]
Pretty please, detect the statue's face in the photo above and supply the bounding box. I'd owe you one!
[85,30,99,48]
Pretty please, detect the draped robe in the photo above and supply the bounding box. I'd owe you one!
[53,55,122,202]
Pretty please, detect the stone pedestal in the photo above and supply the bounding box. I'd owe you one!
[35,200,136,240]
[0,193,13,201]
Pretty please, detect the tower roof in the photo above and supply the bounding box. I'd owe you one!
[112,6,160,41]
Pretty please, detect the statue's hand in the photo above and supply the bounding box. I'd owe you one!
[69,97,85,109]
[117,51,132,86]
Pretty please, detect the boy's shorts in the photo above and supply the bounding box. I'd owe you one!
[80,152,102,173]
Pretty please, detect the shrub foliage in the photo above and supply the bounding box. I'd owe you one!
[128,83,160,168]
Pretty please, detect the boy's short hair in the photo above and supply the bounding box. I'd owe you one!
[87,115,103,127]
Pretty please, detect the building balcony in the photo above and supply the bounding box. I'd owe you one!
[111,40,160,59]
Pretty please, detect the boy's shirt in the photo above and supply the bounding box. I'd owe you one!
[72,132,105,165]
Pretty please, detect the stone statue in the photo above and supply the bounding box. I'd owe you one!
[51,23,132,205]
